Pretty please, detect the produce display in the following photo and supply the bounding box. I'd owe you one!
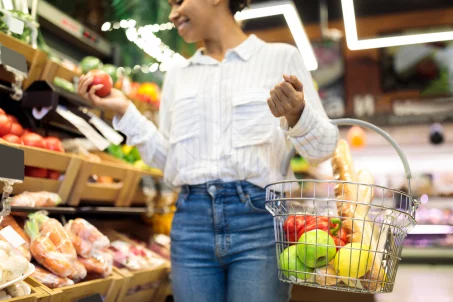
[10,192,63,208]
[108,239,166,271]
[278,139,388,291]
[0,281,31,300]
[31,266,74,289]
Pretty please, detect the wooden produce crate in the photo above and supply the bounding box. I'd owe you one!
[34,271,123,302]
[0,141,83,203]
[2,278,49,302]
[103,229,171,302]
[0,32,47,88]
[68,152,162,207]
[114,264,170,302]
[67,154,143,207]
[40,60,80,84]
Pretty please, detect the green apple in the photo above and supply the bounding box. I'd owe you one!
[296,229,337,268]
[279,245,314,281]
[334,243,370,280]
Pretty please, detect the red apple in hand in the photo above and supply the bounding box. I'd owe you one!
[87,70,113,97]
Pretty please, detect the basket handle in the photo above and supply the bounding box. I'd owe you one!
[281,118,413,194]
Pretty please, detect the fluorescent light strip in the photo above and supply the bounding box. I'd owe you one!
[341,0,453,50]
[409,225,453,235]
[235,1,318,71]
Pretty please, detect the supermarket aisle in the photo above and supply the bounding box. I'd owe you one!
[376,265,453,302]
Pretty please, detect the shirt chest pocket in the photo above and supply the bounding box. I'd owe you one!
[170,89,200,144]
[232,88,277,148]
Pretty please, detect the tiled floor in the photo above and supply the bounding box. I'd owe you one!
[376,265,453,302]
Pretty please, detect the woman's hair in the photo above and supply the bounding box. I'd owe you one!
[229,0,250,14]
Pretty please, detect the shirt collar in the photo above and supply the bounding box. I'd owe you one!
[184,34,264,67]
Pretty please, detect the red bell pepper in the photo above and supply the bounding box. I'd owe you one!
[283,215,341,243]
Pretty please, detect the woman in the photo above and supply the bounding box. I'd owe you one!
[78,0,339,301]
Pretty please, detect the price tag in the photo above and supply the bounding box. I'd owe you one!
[6,15,24,35]
[77,294,104,302]
[0,225,25,248]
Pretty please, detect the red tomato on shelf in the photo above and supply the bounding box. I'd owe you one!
[10,123,24,137]
[25,167,48,178]
[48,170,61,180]
[0,115,12,136]
[22,133,47,149]
[2,134,22,144]
[43,137,64,152]
[6,114,18,123]
[0,109,5,115]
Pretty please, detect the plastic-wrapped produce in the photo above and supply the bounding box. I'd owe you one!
[0,215,31,261]
[64,219,110,258]
[78,251,113,277]
[25,212,86,281]
[32,266,74,289]
[0,240,30,284]
[10,192,62,207]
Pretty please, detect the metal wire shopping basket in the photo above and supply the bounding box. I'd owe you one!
[265,119,419,294]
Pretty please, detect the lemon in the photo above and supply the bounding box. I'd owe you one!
[334,243,370,279]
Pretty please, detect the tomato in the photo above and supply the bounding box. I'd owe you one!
[0,109,5,115]
[22,129,32,135]
[48,170,61,180]
[87,70,112,97]
[21,133,46,149]
[43,137,64,152]
[6,115,18,123]
[2,134,22,144]
[0,115,12,136]
[10,123,24,137]
[98,176,114,184]
[25,167,48,178]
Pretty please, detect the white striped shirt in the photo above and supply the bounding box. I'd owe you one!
[113,35,339,188]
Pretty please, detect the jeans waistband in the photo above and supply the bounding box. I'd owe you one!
[181,180,261,203]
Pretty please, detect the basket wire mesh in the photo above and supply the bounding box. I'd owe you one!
[266,119,419,294]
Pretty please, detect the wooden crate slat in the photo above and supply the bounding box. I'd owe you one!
[80,183,121,202]
[91,163,129,180]
[13,177,60,194]
[20,146,72,172]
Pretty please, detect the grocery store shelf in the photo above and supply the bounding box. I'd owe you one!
[402,247,453,260]
[10,205,171,215]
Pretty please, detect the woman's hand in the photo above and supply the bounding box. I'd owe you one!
[78,73,130,117]
[268,74,306,128]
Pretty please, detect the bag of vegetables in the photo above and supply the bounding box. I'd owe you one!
[24,212,87,282]
[64,218,110,259]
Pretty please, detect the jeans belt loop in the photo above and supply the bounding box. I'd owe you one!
[236,181,248,204]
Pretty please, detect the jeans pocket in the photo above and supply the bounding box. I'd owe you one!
[245,191,269,214]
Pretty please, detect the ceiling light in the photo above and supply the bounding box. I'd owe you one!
[341,0,453,50]
[235,1,318,71]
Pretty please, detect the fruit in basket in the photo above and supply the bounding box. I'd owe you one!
[279,245,313,281]
[81,56,103,74]
[10,123,24,136]
[44,137,64,152]
[25,167,48,178]
[0,114,12,136]
[297,229,337,268]
[334,243,370,280]
[87,70,113,97]
[21,133,46,149]
[2,134,22,144]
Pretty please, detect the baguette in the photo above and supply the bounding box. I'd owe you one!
[331,139,357,218]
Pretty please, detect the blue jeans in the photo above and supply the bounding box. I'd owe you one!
[170,180,291,302]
